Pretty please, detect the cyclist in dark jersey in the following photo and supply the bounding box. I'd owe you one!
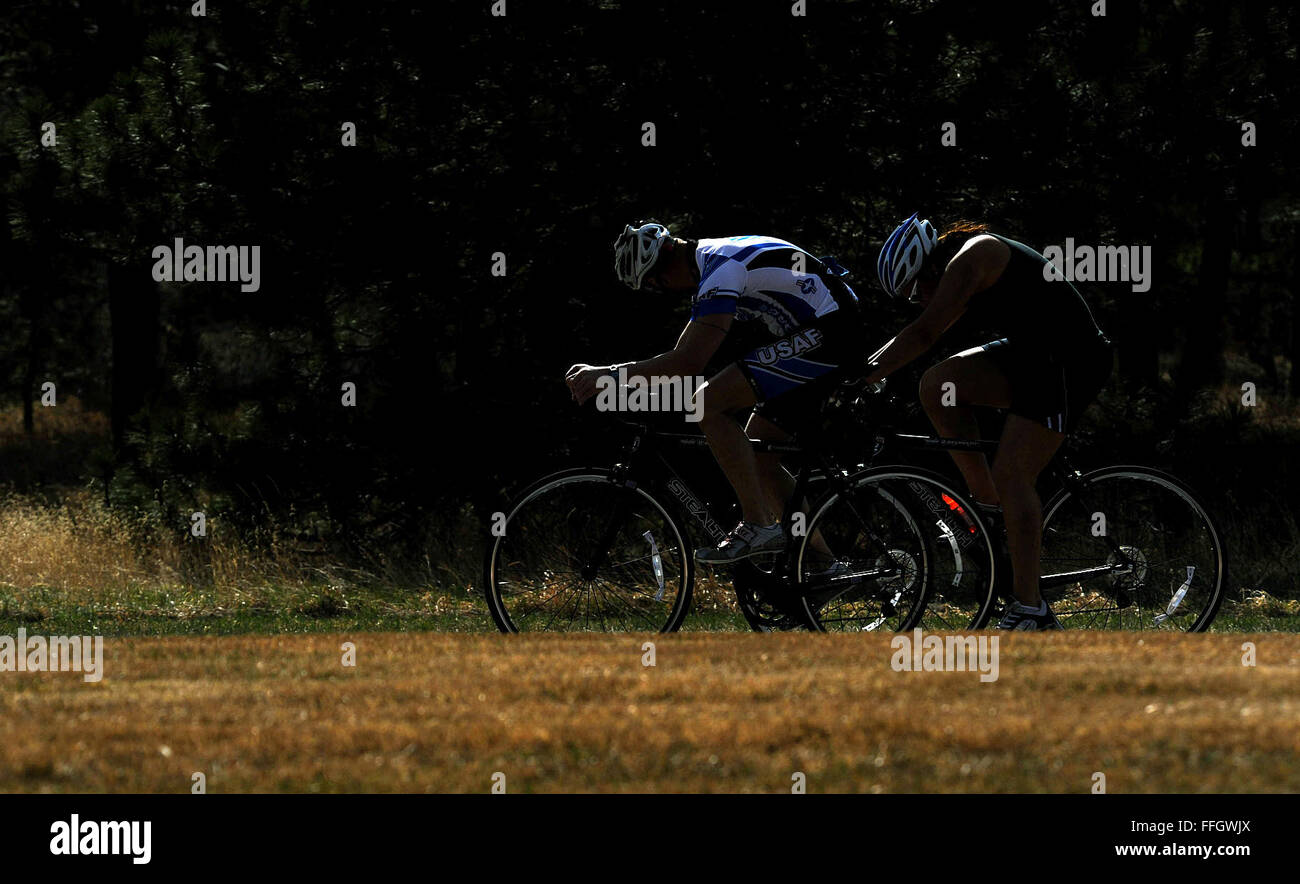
[864,215,1113,630]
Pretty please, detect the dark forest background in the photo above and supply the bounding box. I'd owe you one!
[1,0,1297,595]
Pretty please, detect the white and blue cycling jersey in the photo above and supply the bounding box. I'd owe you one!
[689,236,857,338]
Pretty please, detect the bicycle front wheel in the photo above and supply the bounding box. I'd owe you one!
[483,469,694,633]
[1040,465,1226,631]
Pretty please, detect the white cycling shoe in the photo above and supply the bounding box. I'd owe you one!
[695,521,786,564]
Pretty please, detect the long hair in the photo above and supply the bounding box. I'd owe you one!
[919,220,991,281]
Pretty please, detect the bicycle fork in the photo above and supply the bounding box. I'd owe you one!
[578,481,637,581]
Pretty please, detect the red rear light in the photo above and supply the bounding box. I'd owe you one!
[941,493,978,533]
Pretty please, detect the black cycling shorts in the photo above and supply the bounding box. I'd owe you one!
[978,335,1113,434]
[736,311,856,432]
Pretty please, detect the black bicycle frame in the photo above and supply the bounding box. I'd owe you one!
[884,432,1137,589]
[599,423,903,593]
[608,422,815,546]
[590,419,1134,601]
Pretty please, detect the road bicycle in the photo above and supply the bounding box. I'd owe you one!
[803,386,1228,631]
[807,430,1227,631]
[482,405,998,633]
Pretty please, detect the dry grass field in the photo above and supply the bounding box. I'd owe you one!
[3,632,1298,793]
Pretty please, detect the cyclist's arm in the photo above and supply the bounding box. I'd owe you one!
[620,317,731,379]
[615,264,742,379]
[864,237,1005,383]
[565,318,731,404]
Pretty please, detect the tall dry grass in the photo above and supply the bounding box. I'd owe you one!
[0,396,384,610]
[0,488,336,604]
[0,397,482,614]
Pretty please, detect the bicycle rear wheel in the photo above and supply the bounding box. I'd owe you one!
[483,469,693,632]
[1040,465,1226,631]
[795,467,998,632]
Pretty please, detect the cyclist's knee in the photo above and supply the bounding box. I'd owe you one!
[991,460,1035,496]
[692,391,730,427]
[918,365,950,414]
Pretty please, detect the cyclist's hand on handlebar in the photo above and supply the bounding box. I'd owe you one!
[565,363,613,405]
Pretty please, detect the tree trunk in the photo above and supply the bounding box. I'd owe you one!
[1176,186,1233,399]
[1290,229,1300,398]
[108,261,161,464]
[22,372,34,434]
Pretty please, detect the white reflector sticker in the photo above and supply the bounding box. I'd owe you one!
[643,531,666,601]
[1154,565,1195,626]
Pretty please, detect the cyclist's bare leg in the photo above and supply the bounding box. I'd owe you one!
[693,365,771,524]
[991,415,1064,606]
[919,349,1012,504]
[745,412,833,559]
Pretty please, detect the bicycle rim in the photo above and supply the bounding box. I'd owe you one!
[1041,466,1225,631]
[485,472,693,632]
[796,468,996,632]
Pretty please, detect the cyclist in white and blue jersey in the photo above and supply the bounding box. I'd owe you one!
[566,222,860,563]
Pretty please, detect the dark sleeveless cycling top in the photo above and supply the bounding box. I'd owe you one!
[963,234,1106,353]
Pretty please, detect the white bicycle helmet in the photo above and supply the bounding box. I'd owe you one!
[613,222,670,289]
[877,212,938,298]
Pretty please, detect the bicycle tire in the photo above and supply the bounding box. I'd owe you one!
[1040,464,1227,631]
[483,468,695,633]
[795,465,1000,632]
